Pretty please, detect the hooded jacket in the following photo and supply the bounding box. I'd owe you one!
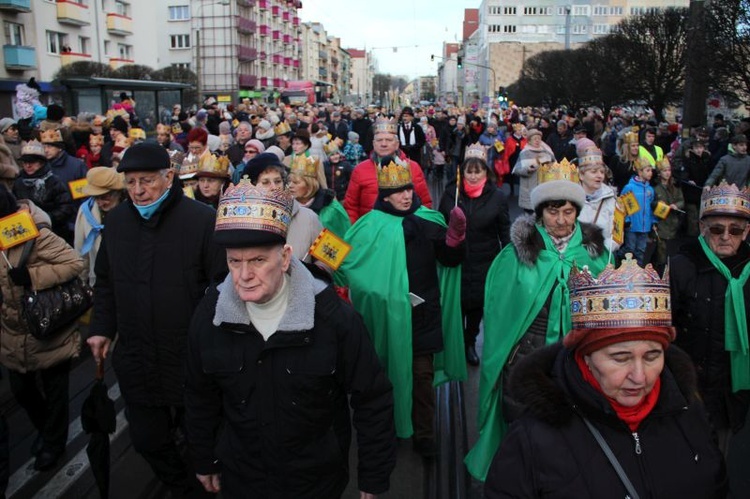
[705,151,750,187]
[620,175,655,233]
[578,184,619,251]
[485,344,726,499]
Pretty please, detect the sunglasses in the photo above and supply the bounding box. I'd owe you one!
[707,224,747,236]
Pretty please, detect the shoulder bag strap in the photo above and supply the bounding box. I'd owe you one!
[581,416,641,499]
[14,240,35,270]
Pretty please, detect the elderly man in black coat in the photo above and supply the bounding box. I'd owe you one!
[87,142,226,497]
[184,182,396,498]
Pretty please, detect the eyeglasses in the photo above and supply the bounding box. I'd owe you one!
[244,148,258,154]
[188,145,204,152]
[707,224,747,236]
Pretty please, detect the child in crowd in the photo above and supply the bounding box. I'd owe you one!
[652,157,684,269]
[342,131,365,164]
[619,158,656,267]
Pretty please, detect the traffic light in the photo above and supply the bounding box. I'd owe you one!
[457,56,463,68]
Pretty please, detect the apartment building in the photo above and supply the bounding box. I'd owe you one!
[348,48,374,106]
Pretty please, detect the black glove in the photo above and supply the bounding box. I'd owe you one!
[8,267,31,287]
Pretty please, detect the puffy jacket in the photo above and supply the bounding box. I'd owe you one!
[185,259,396,498]
[438,180,510,309]
[90,181,226,406]
[620,176,655,233]
[344,152,432,223]
[0,201,83,373]
[705,152,750,187]
[654,182,685,240]
[579,184,620,251]
[485,344,726,499]
[671,241,750,431]
[676,150,712,204]
[13,164,76,242]
[512,146,555,211]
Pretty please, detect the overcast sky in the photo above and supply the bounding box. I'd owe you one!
[298,0,480,80]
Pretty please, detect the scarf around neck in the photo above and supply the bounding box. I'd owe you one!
[699,235,750,391]
[463,178,486,198]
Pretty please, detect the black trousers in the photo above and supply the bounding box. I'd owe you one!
[125,404,212,498]
[412,354,435,442]
[8,359,71,455]
[462,305,483,347]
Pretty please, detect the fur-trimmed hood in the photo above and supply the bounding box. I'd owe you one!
[507,343,700,428]
[510,213,605,266]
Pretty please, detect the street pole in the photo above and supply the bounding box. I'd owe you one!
[565,6,572,50]
[196,28,202,105]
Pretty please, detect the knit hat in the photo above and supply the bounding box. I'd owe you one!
[348,131,359,141]
[531,179,586,210]
[117,142,171,173]
[214,180,293,248]
[243,152,286,185]
[219,121,232,135]
[244,139,266,154]
[527,129,542,140]
[111,115,129,135]
[265,145,286,162]
[83,167,125,196]
[0,118,16,134]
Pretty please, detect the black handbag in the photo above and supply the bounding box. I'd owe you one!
[15,240,93,340]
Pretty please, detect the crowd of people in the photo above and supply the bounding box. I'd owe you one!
[0,77,747,498]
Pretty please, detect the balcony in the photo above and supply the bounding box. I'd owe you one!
[273,78,284,88]
[332,71,338,81]
[318,67,327,77]
[60,51,91,66]
[56,0,90,25]
[271,5,279,16]
[272,54,282,64]
[238,46,258,61]
[331,55,338,65]
[0,0,31,12]
[258,0,267,10]
[236,0,255,6]
[283,56,291,67]
[237,16,256,34]
[109,57,134,70]
[106,13,132,35]
[292,16,299,26]
[283,34,291,44]
[239,74,258,87]
[318,50,327,60]
[3,45,35,70]
[272,30,280,41]
[259,24,270,36]
[260,77,269,87]
[282,11,290,22]
[292,59,299,68]
[259,51,267,61]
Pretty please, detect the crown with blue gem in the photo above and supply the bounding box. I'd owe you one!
[568,254,672,330]
[700,180,750,220]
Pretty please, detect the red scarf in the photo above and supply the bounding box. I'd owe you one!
[574,350,660,432]
[463,178,486,198]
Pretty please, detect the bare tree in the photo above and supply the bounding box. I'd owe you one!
[53,61,113,81]
[707,0,750,105]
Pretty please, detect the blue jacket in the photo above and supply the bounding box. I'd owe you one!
[621,175,655,233]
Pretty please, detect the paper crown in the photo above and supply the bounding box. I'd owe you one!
[40,129,63,144]
[538,158,579,184]
[168,150,185,170]
[700,181,750,219]
[214,179,293,246]
[377,157,412,190]
[196,154,231,179]
[20,140,45,159]
[623,126,640,145]
[105,108,128,125]
[89,134,104,146]
[578,147,604,171]
[465,143,487,160]
[180,155,200,179]
[129,128,146,141]
[656,156,671,170]
[274,121,292,136]
[569,254,672,330]
[290,153,320,179]
[171,122,183,134]
[324,138,343,156]
[373,117,398,135]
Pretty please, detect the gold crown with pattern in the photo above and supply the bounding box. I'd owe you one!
[700,181,750,220]
[196,154,231,179]
[569,254,672,330]
[538,158,579,184]
[377,157,412,189]
[215,179,293,239]
[168,150,185,170]
[180,154,200,179]
[129,128,146,141]
[20,140,45,158]
[290,154,320,179]
[623,126,640,145]
[274,121,292,136]
[577,147,604,171]
[40,129,63,144]
[372,117,398,135]
[465,143,487,160]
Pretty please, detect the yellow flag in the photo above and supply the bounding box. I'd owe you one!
[620,192,640,216]
[309,228,351,271]
[612,206,626,246]
[654,201,671,220]
[183,186,195,199]
[493,140,505,153]
[0,210,40,249]
[69,178,89,200]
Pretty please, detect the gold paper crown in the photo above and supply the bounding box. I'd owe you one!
[105,108,128,125]
[623,126,640,145]
[196,154,231,179]
[569,254,672,330]
[377,158,412,189]
[274,121,292,136]
[656,156,671,170]
[373,117,397,135]
[324,138,343,156]
[20,140,45,158]
[172,122,183,134]
[180,155,200,179]
[40,129,63,144]
[129,128,146,141]
[538,158,579,184]
[290,154,320,179]
[215,179,293,238]
[700,181,750,220]
[465,143,487,160]
[578,147,604,171]
[89,134,104,146]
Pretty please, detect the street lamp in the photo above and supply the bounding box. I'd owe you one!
[195,0,230,105]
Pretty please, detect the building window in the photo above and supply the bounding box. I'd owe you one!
[521,25,537,34]
[170,34,190,49]
[503,6,517,15]
[523,7,537,15]
[572,24,588,34]
[573,6,590,16]
[172,62,191,69]
[558,6,567,15]
[79,36,89,54]
[168,5,190,20]
[46,31,68,54]
[610,6,623,15]
[117,43,132,59]
[593,24,610,34]
[593,6,607,16]
[115,0,128,16]
[503,25,517,33]
[103,40,111,56]
[630,7,644,15]
[556,25,566,34]
[542,6,553,15]
[4,22,24,46]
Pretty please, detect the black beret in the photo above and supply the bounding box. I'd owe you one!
[111,115,129,135]
[46,104,65,122]
[117,142,171,173]
[243,152,286,185]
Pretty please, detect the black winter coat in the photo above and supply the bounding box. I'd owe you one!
[90,181,226,406]
[485,344,727,499]
[676,151,713,204]
[13,165,76,242]
[671,240,750,431]
[323,159,353,200]
[438,181,510,309]
[185,262,396,498]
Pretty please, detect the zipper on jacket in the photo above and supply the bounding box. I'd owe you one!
[632,432,642,455]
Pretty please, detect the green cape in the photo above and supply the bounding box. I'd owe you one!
[319,198,351,240]
[342,206,465,438]
[464,222,608,480]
